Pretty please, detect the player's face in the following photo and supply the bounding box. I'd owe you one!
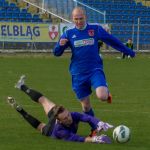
[128,39,132,43]
[72,10,86,29]
[58,109,73,126]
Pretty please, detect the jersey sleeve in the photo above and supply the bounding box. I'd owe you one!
[55,129,85,142]
[53,31,69,56]
[73,112,99,130]
[97,26,135,57]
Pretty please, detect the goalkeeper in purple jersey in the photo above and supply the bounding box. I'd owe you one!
[7,75,113,144]
[53,7,135,118]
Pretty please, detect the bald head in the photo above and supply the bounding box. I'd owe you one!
[72,7,86,16]
[72,7,87,29]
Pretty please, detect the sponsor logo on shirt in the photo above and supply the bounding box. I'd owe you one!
[74,38,94,47]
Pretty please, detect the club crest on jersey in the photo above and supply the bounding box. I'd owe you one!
[88,30,94,36]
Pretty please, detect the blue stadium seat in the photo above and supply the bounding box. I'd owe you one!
[3,1,9,8]
[26,13,32,19]
[12,13,19,19]
[0,2,4,7]
[9,3,17,8]
[24,13,32,22]
[5,13,12,19]
[1,8,6,13]
[0,13,3,20]
[0,0,46,23]
[0,12,5,20]
[32,14,43,22]
[13,7,20,14]
[7,8,13,13]
[21,8,28,14]
[33,14,39,19]
[19,13,26,19]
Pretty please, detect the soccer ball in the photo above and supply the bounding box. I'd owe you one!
[113,125,131,143]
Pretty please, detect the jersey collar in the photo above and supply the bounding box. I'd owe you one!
[75,23,87,31]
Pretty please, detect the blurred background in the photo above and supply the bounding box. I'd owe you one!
[0,0,150,51]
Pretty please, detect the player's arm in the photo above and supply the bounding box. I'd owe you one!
[98,26,135,57]
[85,135,111,144]
[73,112,113,132]
[54,129,111,144]
[74,112,99,130]
[53,32,69,56]
[54,129,85,142]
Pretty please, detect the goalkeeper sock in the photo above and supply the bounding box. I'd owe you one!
[83,108,94,117]
[17,108,41,129]
[21,85,43,102]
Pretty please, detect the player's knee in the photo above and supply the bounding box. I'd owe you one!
[97,93,108,101]
[96,86,109,101]
[38,123,46,132]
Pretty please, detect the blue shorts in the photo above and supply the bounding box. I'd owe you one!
[72,69,108,100]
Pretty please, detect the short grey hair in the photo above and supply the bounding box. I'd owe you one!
[72,7,86,15]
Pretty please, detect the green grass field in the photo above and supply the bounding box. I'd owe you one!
[0,54,150,150]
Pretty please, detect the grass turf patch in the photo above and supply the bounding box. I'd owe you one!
[0,54,150,150]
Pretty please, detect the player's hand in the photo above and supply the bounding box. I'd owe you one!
[92,135,112,144]
[97,121,114,132]
[59,39,68,46]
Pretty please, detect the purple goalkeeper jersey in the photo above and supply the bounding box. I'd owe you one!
[51,112,99,142]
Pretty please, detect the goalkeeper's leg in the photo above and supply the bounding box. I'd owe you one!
[7,96,45,131]
[7,96,57,136]
[15,75,56,115]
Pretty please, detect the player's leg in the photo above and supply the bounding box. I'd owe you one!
[72,74,97,137]
[91,70,112,103]
[95,87,112,103]
[7,96,45,132]
[15,75,55,115]
[15,76,62,134]
[72,74,94,117]
[80,96,96,137]
[96,86,108,100]
[80,96,94,116]
[38,96,56,115]
[7,96,58,136]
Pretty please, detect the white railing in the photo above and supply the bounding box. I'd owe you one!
[23,0,72,23]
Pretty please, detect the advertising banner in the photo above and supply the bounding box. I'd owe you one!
[0,22,59,42]
[59,23,74,35]
[0,22,110,42]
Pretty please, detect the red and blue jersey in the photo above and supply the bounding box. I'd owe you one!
[53,24,135,75]
[51,112,99,142]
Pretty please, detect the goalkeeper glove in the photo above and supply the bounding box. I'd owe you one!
[92,135,111,144]
[97,121,114,132]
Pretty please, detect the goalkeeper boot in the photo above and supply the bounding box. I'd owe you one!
[15,75,26,89]
[107,93,112,104]
[7,96,22,111]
